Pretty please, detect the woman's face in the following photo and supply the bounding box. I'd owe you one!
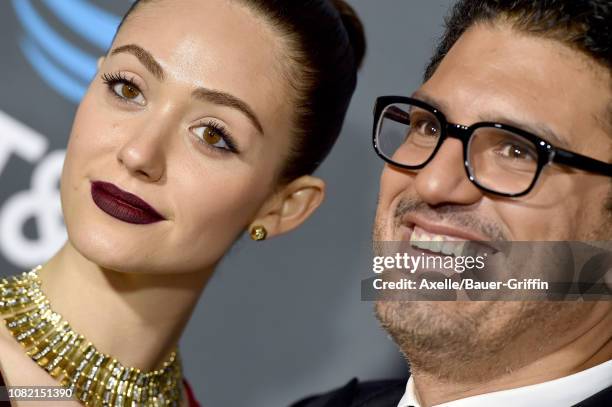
[61,0,299,274]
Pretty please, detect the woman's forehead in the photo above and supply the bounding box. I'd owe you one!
[116,0,284,79]
[112,0,294,133]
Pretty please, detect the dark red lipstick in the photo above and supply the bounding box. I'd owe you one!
[90,181,165,224]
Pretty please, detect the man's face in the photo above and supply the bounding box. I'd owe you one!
[374,23,611,380]
[375,23,611,244]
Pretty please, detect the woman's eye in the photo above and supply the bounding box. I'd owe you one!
[111,82,145,105]
[192,125,234,152]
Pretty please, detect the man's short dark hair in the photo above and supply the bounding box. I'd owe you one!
[424,0,611,80]
[424,0,612,216]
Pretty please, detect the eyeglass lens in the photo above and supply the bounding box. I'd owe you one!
[376,102,540,195]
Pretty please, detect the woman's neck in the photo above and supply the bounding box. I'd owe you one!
[37,242,211,371]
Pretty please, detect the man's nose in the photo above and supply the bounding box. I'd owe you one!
[413,138,483,206]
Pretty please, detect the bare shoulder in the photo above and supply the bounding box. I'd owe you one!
[0,325,83,406]
[0,324,10,373]
[0,321,18,369]
[0,321,54,385]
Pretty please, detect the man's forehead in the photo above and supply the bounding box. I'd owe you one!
[418,24,612,154]
[600,100,612,140]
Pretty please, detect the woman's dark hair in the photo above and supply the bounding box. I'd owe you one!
[114,0,366,183]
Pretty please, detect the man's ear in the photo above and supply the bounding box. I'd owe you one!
[249,175,325,239]
[97,57,105,71]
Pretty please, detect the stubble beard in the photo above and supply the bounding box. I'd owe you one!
[375,299,594,382]
[371,202,605,383]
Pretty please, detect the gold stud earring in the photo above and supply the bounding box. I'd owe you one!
[250,225,267,241]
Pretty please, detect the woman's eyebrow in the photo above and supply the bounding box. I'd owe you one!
[192,88,264,135]
[111,44,165,80]
[109,43,264,135]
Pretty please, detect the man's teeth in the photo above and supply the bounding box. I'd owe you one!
[409,227,466,257]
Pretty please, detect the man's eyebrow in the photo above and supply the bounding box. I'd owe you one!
[486,117,570,149]
[192,88,264,135]
[411,90,448,112]
[411,90,570,148]
[110,44,165,81]
[109,44,264,134]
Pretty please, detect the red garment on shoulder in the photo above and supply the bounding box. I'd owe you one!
[183,379,201,407]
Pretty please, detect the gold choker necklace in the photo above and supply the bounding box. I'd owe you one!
[0,266,184,406]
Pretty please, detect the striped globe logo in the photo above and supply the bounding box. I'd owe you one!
[12,0,126,103]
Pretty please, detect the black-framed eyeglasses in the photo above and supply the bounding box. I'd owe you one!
[372,96,612,197]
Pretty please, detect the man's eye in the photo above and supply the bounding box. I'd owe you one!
[111,82,145,105]
[413,120,439,136]
[497,144,536,160]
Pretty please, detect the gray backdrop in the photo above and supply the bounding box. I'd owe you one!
[0,1,453,406]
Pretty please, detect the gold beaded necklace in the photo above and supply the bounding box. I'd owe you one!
[0,266,184,406]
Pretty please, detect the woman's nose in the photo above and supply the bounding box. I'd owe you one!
[116,118,173,183]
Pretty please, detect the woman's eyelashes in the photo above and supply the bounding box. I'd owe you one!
[191,121,239,154]
[101,72,239,154]
[101,72,146,106]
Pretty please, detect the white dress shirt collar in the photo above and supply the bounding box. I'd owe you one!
[398,360,612,407]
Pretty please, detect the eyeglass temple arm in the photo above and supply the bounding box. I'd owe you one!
[552,148,612,176]
[382,106,411,125]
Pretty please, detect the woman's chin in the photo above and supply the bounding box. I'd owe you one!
[65,221,153,272]
[66,227,213,276]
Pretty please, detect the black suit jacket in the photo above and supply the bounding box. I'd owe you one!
[291,377,612,407]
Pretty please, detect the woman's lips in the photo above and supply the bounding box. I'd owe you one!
[90,181,165,225]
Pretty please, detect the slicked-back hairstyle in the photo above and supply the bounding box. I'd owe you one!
[424,0,612,81]
[112,0,366,183]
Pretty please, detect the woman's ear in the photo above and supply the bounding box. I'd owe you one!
[248,175,325,239]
